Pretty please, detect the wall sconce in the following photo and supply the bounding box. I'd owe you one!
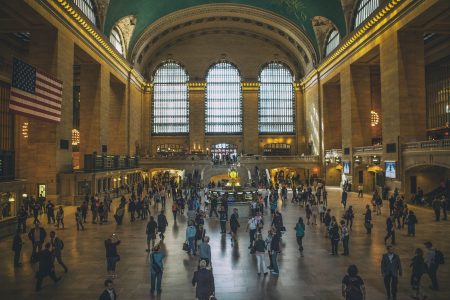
[8,194,15,202]
[22,122,29,138]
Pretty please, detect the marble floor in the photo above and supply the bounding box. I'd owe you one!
[0,187,449,300]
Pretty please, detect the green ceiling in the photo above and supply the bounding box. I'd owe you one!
[104,0,347,53]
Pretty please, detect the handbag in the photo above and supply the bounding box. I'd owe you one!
[250,246,256,254]
[182,241,189,251]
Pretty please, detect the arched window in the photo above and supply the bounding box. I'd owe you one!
[152,62,189,135]
[110,27,124,55]
[354,0,379,28]
[259,63,294,134]
[73,0,97,25]
[325,29,340,56]
[205,62,242,134]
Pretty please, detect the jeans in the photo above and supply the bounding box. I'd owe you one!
[407,224,415,236]
[188,237,195,254]
[383,274,398,298]
[151,271,163,292]
[428,263,439,289]
[296,236,304,252]
[256,252,267,274]
[342,236,349,255]
[220,221,226,233]
[107,256,117,272]
[249,229,257,246]
[271,252,279,274]
[331,239,339,255]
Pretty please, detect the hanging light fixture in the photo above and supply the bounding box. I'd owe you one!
[371,110,380,127]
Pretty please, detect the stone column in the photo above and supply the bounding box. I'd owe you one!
[108,79,127,155]
[295,84,305,155]
[380,29,426,161]
[189,83,206,151]
[242,83,259,154]
[17,29,74,201]
[79,63,110,160]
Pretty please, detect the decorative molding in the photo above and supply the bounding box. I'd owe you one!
[47,0,146,87]
[188,82,206,91]
[94,0,110,31]
[242,82,259,91]
[116,15,136,55]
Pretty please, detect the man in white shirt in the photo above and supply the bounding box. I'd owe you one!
[246,216,258,249]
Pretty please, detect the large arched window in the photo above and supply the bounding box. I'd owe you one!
[110,27,124,55]
[152,62,189,135]
[325,29,340,56]
[73,0,97,25]
[205,62,242,134]
[259,63,295,134]
[354,0,379,28]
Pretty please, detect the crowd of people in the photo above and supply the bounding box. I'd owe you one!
[8,176,448,300]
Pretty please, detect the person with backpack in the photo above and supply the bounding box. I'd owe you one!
[410,248,428,300]
[342,264,366,300]
[424,241,443,290]
[50,231,68,273]
[149,244,165,295]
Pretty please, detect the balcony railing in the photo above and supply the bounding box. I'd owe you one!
[239,155,319,162]
[403,140,450,151]
[353,145,383,154]
[325,149,343,157]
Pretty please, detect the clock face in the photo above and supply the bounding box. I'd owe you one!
[229,170,238,179]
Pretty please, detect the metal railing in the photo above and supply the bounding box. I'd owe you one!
[353,145,383,154]
[403,139,450,151]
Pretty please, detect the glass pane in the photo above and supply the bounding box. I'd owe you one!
[152,62,189,134]
[354,0,379,28]
[259,63,294,134]
[73,0,97,26]
[205,62,242,134]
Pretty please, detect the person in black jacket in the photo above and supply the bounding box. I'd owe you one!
[192,259,215,300]
[99,279,117,300]
[17,205,28,233]
[270,228,281,275]
[381,245,402,300]
[28,222,47,263]
[146,216,158,252]
[105,234,121,277]
[384,216,396,245]
[36,242,60,291]
[157,210,169,241]
[406,211,418,237]
[364,205,372,234]
[12,229,23,267]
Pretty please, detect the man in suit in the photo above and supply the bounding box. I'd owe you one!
[12,229,23,267]
[192,259,215,300]
[27,222,47,262]
[380,245,402,300]
[35,242,60,291]
[99,279,117,300]
[384,216,396,245]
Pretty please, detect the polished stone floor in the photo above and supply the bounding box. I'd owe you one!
[0,187,449,300]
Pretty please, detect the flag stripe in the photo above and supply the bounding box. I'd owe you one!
[36,72,63,89]
[11,89,62,109]
[10,98,61,116]
[36,82,62,98]
[9,104,61,122]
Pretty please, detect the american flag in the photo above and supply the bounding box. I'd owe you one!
[10,58,62,123]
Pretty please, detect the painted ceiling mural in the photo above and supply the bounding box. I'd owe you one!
[103,0,347,52]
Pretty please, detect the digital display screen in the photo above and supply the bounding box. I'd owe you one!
[385,161,396,178]
[343,161,350,174]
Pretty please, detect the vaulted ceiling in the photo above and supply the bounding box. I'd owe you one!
[103,0,347,52]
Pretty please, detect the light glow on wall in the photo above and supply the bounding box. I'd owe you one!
[371,110,380,127]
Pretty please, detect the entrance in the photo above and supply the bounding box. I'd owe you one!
[210,143,237,164]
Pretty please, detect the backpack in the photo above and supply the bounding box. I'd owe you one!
[435,250,445,265]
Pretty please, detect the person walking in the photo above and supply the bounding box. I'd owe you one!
[357,185,363,198]
[149,244,165,295]
[218,205,227,234]
[384,216,396,245]
[99,279,117,300]
[341,190,348,210]
[46,200,55,224]
[35,242,61,291]
[28,222,47,263]
[192,259,215,300]
[342,264,366,300]
[432,197,441,222]
[341,220,349,256]
[186,221,197,255]
[171,202,178,223]
[157,210,169,241]
[295,217,305,257]
[50,231,68,273]
[344,206,354,230]
[381,244,402,300]
[305,204,312,225]
[254,233,268,276]
[246,215,258,249]
[146,216,158,252]
[198,236,212,267]
[75,207,84,231]
[230,208,240,245]
[12,229,23,268]
[104,234,121,278]
[17,206,27,234]
[270,227,281,275]
[56,206,64,229]
[329,216,340,256]
[424,241,442,291]
[441,195,448,221]
[410,248,428,300]
[406,210,418,237]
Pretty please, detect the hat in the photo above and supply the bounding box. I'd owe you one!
[424,242,432,247]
